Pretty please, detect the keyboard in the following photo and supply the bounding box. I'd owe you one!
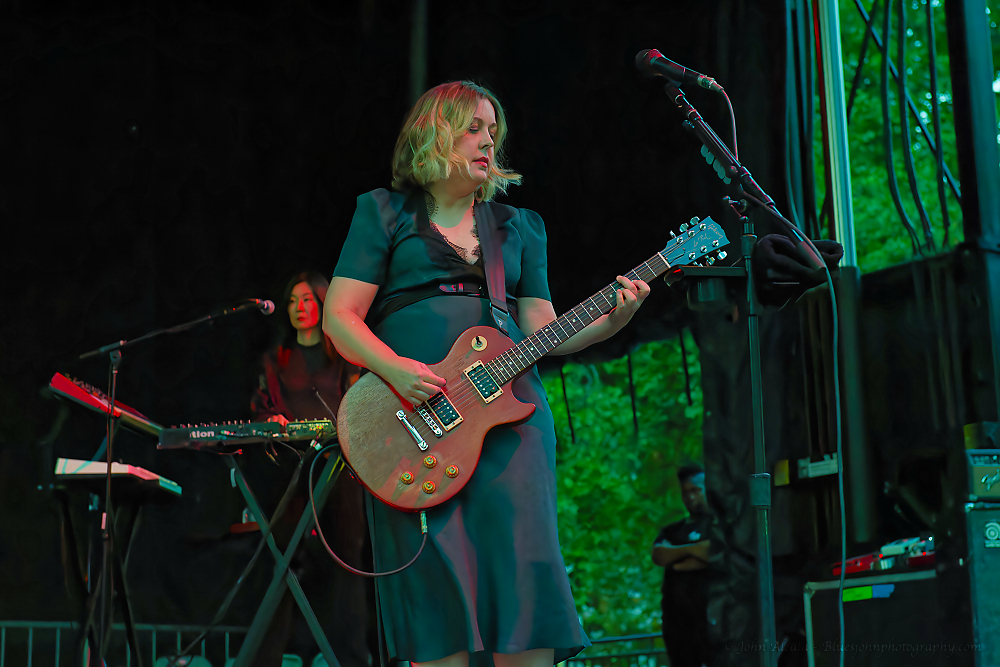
[49,373,162,436]
[54,458,182,496]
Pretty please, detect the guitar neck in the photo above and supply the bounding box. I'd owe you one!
[486,252,672,384]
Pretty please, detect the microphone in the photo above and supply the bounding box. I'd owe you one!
[247,299,276,315]
[77,297,276,360]
[635,49,723,93]
[216,299,276,317]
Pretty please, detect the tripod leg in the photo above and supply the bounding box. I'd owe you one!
[97,501,144,667]
[100,531,115,660]
[76,566,104,667]
[112,534,144,667]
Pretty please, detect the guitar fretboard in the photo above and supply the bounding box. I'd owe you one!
[485,252,672,384]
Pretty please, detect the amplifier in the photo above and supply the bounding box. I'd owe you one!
[967,450,1000,502]
[804,570,961,667]
[936,502,1000,667]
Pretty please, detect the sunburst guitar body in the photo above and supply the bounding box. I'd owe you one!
[337,216,730,511]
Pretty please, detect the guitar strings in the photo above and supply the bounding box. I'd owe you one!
[446,265,655,401]
[396,247,696,439]
[426,288,616,413]
[408,272,659,435]
[426,261,667,417]
[383,236,714,446]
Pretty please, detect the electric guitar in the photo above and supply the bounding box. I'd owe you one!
[337,217,730,511]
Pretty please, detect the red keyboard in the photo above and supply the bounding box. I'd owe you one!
[49,373,163,436]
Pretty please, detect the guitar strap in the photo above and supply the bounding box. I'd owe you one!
[474,199,511,338]
[366,192,514,335]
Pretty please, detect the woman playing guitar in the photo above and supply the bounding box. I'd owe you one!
[323,80,650,667]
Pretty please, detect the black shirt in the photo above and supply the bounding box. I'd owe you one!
[653,513,712,593]
[251,339,358,422]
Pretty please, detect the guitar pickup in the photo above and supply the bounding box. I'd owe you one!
[426,392,463,431]
[464,360,502,404]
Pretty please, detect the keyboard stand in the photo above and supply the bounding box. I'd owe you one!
[55,457,181,667]
[226,451,344,667]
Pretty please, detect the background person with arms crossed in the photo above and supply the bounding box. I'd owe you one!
[652,463,713,667]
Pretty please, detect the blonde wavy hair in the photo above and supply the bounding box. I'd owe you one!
[391,80,522,202]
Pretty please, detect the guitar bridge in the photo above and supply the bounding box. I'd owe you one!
[396,411,428,451]
[464,360,502,404]
[415,404,444,437]
[426,392,463,431]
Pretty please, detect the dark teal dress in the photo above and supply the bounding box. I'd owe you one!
[333,188,590,664]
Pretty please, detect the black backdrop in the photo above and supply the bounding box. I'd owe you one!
[0,0,787,631]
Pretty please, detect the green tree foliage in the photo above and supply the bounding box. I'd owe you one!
[543,0,1000,644]
[542,334,704,640]
[818,0,1000,273]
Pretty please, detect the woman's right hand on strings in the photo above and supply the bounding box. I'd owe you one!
[382,357,446,405]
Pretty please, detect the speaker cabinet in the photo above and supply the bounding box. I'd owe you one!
[804,570,960,667]
[937,502,1000,667]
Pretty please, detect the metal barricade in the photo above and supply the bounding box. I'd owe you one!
[565,632,667,667]
[0,620,248,667]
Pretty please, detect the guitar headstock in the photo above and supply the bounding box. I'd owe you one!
[661,216,730,267]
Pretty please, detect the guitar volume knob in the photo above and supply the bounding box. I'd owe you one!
[445,465,459,478]
[400,472,415,485]
[423,455,437,468]
[422,481,436,494]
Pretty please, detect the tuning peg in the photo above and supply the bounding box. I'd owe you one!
[679,223,689,232]
[712,240,720,247]
[688,252,696,260]
[700,246,708,253]
[669,231,677,239]
[707,256,716,265]
[689,216,700,226]
[718,250,728,260]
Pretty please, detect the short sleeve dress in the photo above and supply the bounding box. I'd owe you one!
[333,188,590,664]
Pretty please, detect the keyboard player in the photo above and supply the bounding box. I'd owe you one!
[247,270,370,667]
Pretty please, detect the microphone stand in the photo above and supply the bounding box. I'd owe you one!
[657,80,807,667]
[75,301,271,665]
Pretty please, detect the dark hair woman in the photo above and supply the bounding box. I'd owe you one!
[249,269,369,667]
[252,270,359,424]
